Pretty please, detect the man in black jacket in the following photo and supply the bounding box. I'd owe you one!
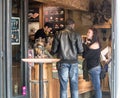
[51,18,83,98]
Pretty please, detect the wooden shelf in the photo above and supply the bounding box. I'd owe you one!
[93,24,111,29]
[93,19,112,29]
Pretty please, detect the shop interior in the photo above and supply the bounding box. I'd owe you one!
[11,0,111,98]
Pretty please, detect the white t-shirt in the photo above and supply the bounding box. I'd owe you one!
[101,46,112,67]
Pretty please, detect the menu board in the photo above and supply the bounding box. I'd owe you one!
[44,6,65,31]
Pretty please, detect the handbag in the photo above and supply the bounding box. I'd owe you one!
[82,59,89,81]
[100,65,107,79]
[100,59,112,79]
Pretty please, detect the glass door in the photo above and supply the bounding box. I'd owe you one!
[11,0,29,97]
[5,0,29,98]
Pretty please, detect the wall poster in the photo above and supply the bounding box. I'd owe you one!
[11,17,20,45]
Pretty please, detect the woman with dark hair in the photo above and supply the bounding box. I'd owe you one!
[83,28,102,98]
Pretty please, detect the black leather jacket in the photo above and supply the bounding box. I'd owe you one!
[51,26,83,63]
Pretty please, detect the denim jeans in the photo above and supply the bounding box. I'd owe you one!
[58,63,79,98]
[108,62,112,93]
[89,65,102,98]
[108,67,111,93]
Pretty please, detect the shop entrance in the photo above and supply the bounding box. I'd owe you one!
[10,0,29,98]
[1,0,29,98]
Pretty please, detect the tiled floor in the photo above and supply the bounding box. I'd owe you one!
[78,91,110,98]
[102,92,111,98]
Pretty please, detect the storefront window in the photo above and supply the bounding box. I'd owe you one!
[12,0,23,96]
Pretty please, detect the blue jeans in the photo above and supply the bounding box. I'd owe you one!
[89,65,102,98]
[108,62,112,93]
[57,63,79,98]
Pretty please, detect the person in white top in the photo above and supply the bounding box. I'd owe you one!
[101,35,112,93]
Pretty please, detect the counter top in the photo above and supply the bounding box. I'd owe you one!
[22,58,60,63]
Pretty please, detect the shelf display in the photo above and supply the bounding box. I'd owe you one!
[44,7,65,31]
[11,17,20,45]
[28,8,39,22]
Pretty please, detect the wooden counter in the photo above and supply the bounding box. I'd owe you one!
[30,63,93,98]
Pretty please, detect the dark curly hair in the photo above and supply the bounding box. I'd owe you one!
[89,27,101,47]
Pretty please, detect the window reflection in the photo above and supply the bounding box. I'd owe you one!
[12,0,23,96]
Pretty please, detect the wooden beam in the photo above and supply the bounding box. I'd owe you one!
[33,0,89,11]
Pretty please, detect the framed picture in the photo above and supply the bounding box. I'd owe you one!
[11,17,20,45]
